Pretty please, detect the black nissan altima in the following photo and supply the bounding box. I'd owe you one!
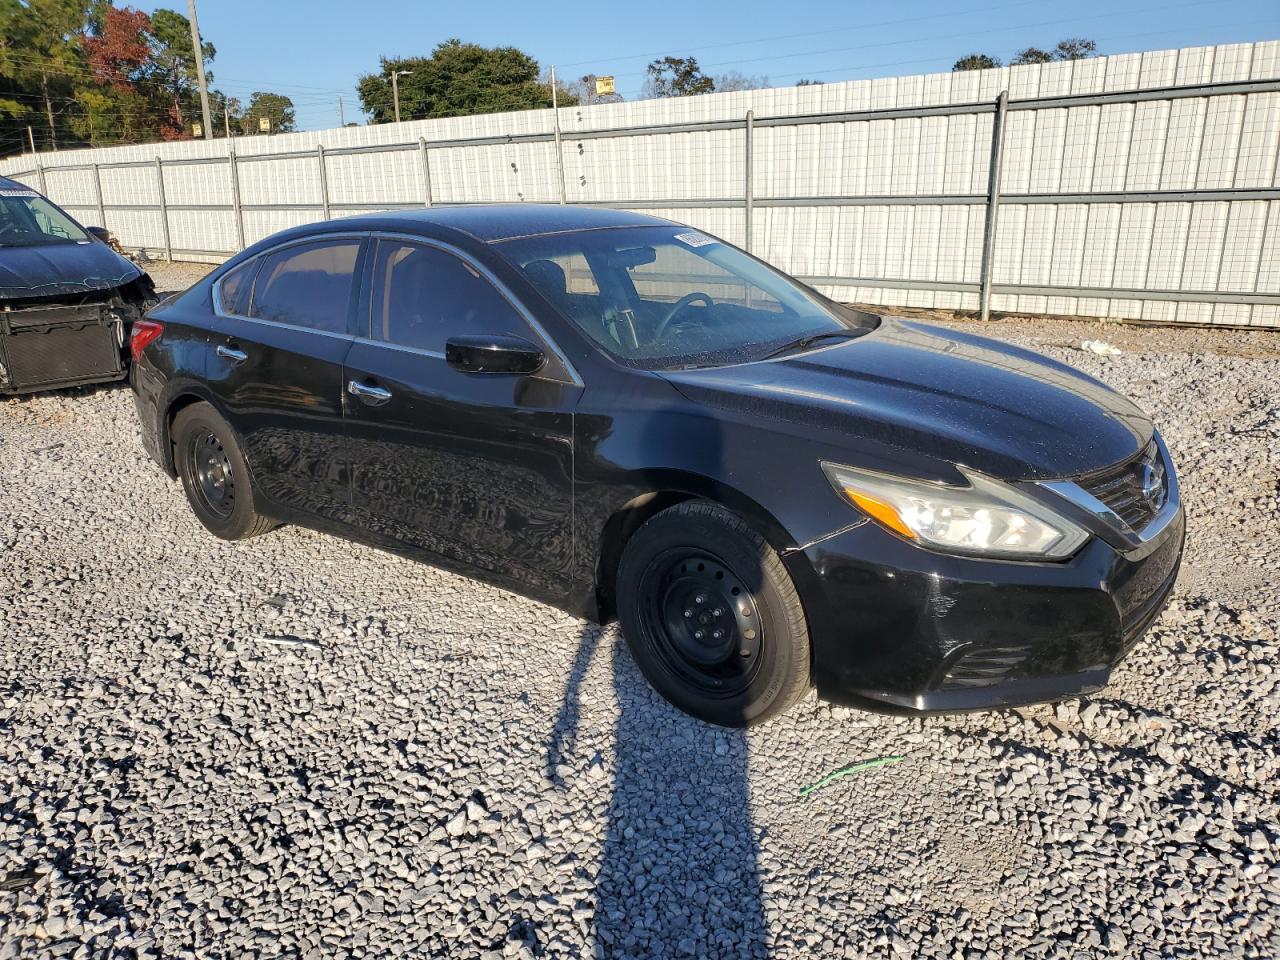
[130,205,1184,726]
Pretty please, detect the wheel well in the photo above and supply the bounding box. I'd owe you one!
[594,490,696,622]
[161,393,208,476]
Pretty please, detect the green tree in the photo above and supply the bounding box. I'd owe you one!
[1054,37,1098,61]
[210,90,241,136]
[357,39,573,122]
[0,0,86,149]
[713,70,768,92]
[1011,47,1053,65]
[953,53,1001,71]
[78,4,174,145]
[0,1,244,153]
[644,56,714,97]
[147,7,213,133]
[239,90,293,134]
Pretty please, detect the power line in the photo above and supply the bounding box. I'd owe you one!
[555,0,1051,70]
[0,49,353,102]
[599,0,1213,84]
[758,18,1278,84]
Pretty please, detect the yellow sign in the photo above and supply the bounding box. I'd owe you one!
[192,121,203,137]
[258,116,271,133]
[595,76,615,96]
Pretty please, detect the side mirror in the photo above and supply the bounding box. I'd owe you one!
[86,225,112,244]
[446,334,545,375]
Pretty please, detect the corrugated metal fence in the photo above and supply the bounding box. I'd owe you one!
[3,41,1279,327]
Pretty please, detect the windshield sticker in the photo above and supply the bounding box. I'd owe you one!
[674,231,718,248]
[0,188,39,197]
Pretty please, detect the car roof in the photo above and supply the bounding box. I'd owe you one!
[0,175,39,194]
[333,203,674,243]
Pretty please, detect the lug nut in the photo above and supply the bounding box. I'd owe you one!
[695,594,706,604]
[713,607,723,617]
[712,630,723,640]
[683,609,692,618]
[693,630,704,640]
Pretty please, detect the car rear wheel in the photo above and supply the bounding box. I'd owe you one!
[172,402,275,541]
[616,501,811,727]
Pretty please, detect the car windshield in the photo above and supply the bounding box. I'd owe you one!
[0,189,90,247]
[497,225,874,369]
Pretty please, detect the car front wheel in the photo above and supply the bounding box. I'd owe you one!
[172,402,276,541]
[616,501,811,727]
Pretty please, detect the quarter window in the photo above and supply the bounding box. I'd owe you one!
[217,259,256,316]
[370,240,533,352]
[249,240,360,333]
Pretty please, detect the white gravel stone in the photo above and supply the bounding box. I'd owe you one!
[0,265,1277,957]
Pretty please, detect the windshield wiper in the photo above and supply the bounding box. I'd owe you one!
[758,330,862,362]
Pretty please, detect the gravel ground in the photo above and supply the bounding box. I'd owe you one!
[1,262,1278,958]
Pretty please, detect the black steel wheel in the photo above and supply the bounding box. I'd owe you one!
[639,550,764,698]
[617,501,811,726]
[172,402,276,541]
[188,430,236,520]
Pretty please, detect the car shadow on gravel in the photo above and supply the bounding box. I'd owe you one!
[547,627,769,959]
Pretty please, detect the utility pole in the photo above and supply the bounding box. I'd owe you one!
[187,0,213,140]
[27,126,36,154]
[338,96,345,127]
[391,70,410,124]
[550,65,566,204]
[224,104,232,139]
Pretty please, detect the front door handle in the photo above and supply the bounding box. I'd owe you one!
[216,344,248,364]
[347,380,393,405]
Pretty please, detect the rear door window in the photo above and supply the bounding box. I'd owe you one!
[249,240,361,334]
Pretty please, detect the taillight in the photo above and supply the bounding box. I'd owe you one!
[129,319,164,364]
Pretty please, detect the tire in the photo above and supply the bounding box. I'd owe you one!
[616,501,811,727]
[172,402,276,541]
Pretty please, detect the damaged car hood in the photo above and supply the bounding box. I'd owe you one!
[0,242,143,300]
[660,317,1153,481]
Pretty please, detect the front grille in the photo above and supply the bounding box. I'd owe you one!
[1079,439,1166,533]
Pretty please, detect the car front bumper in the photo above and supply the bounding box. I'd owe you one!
[792,504,1185,714]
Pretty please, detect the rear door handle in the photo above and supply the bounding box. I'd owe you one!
[347,380,392,404]
[216,344,248,364]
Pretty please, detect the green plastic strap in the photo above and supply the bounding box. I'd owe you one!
[798,755,905,797]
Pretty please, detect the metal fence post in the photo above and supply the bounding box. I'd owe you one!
[92,162,106,228]
[35,160,47,196]
[317,144,331,220]
[978,90,1009,322]
[155,157,172,262]
[744,110,755,253]
[419,137,433,207]
[229,146,245,251]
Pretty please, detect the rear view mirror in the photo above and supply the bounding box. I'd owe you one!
[613,246,657,268]
[446,335,545,375]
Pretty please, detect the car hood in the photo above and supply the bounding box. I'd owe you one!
[0,241,143,300]
[660,318,1153,481]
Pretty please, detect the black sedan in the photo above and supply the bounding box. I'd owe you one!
[130,205,1184,726]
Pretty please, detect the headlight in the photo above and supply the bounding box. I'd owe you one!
[821,461,1089,560]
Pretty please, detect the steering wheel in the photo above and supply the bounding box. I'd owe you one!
[653,292,714,341]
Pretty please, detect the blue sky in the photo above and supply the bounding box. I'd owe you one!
[139,0,1279,130]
